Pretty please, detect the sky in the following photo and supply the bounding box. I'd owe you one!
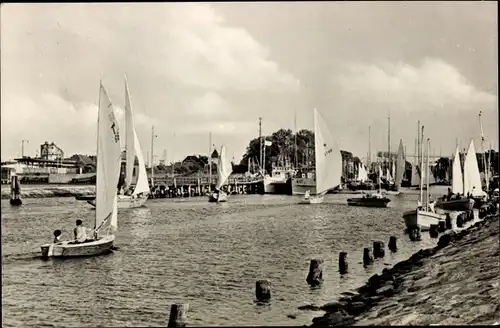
[1,1,498,164]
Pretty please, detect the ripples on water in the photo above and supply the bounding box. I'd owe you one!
[2,187,449,327]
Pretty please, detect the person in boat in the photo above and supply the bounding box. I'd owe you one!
[304,190,311,200]
[73,219,93,244]
[446,187,453,201]
[53,229,63,244]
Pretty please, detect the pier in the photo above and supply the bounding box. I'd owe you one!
[149,176,264,198]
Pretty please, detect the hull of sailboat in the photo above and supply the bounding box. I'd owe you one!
[208,192,228,203]
[291,177,317,195]
[264,177,292,194]
[435,198,474,211]
[402,210,444,231]
[41,235,115,258]
[87,194,148,209]
[299,196,324,204]
[75,194,97,201]
[347,197,391,208]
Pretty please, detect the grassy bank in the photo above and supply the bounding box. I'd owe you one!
[1,185,95,200]
[310,211,500,326]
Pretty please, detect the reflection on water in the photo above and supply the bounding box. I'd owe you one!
[2,186,449,327]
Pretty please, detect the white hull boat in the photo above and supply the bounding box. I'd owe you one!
[403,209,445,231]
[299,194,324,204]
[41,235,115,258]
[87,194,148,209]
[208,191,228,203]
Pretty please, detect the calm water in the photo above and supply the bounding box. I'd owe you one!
[2,187,449,327]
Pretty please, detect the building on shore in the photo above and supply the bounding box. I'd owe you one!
[40,141,64,161]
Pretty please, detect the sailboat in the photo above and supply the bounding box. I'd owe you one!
[87,76,150,209]
[347,162,391,207]
[435,146,474,211]
[299,108,342,204]
[41,82,121,258]
[403,130,445,231]
[208,145,233,203]
[394,140,405,191]
[464,139,487,208]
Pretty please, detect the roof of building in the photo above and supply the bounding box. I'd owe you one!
[14,157,77,165]
[70,154,95,166]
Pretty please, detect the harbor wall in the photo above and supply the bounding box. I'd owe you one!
[1,185,95,200]
[310,211,500,326]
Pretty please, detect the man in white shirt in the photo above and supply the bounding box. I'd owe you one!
[73,219,91,243]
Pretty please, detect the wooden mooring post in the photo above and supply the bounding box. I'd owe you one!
[388,236,397,252]
[363,247,373,266]
[255,280,271,302]
[338,252,348,274]
[438,220,446,233]
[409,227,422,241]
[429,224,439,238]
[306,259,324,286]
[9,175,22,206]
[373,241,385,258]
[168,303,189,327]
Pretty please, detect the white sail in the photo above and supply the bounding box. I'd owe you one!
[395,140,405,189]
[215,145,232,190]
[464,139,483,196]
[314,108,342,195]
[451,146,463,194]
[358,164,367,182]
[124,77,150,196]
[386,168,392,181]
[95,83,122,234]
[124,76,135,191]
[411,163,420,186]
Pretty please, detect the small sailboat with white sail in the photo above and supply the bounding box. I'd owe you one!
[208,145,233,203]
[464,139,487,208]
[87,76,150,209]
[299,108,342,204]
[435,146,474,211]
[347,163,391,207]
[403,127,445,231]
[41,82,121,258]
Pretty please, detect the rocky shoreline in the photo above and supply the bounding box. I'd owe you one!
[310,210,500,326]
[1,185,95,200]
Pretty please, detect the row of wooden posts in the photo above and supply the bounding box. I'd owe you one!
[166,237,398,326]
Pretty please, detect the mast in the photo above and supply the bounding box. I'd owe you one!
[150,126,155,188]
[479,111,488,193]
[419,125,424,205]
[426,138,430,211]
[259,117,263,175]
[388,111,391,174]
[368,126,371,170]
[489,140,493,178]
[294,109,298,169]
[417,120,420,170]
[209,132,212,192]
[171,133,175,178]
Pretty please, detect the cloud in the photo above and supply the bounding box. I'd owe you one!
[0,3,300,160]
[185,91,231,118]
[334,58,495,111]
[322,58,497,158]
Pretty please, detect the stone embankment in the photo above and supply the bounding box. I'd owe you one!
[1,185,95,200]
[311,209,500,326]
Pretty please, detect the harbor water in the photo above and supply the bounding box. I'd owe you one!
[2,187,448,327]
